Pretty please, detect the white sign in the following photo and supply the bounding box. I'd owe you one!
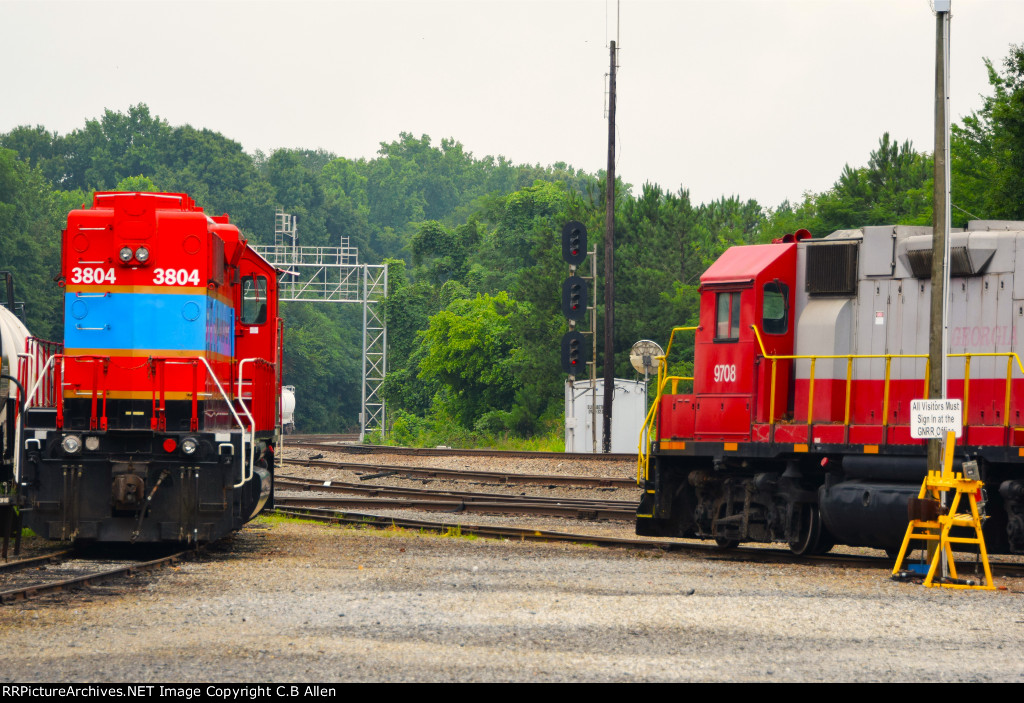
[910,398,963,439]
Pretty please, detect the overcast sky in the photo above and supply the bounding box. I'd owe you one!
[1,0,1021,208]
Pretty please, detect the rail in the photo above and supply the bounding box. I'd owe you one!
[636,324,1024,484]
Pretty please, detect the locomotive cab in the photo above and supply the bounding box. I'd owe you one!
[660,239,799,444]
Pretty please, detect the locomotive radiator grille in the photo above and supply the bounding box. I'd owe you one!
[805,242,858,296]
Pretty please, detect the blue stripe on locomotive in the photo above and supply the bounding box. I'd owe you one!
[64,292,234,358]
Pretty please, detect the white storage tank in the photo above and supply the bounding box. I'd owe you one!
[564,378,647,453]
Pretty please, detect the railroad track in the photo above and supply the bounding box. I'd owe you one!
[282,438,634,462]
[272,505,887,569]
[275,492,633,520]
[0,549,75,574]
[279,458,636,488]
[273,505,1024,580]
[277,474,636,506]
[0,547,198,604]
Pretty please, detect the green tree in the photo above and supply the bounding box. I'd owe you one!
[0,149,84,340]
[953,45,1024,221]
[417,291,526,428]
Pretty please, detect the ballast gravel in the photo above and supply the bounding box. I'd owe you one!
[2,447,1024,682]
[1,518,1023,682]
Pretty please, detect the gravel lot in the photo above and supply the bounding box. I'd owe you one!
[1,515,1023,683]
[2,447,1023,682]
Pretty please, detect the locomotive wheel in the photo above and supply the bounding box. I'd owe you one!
[789,503,834,556]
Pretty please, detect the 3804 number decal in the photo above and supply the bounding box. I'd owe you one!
[70,267,116,284]
[713,364,737,383]
[153,268,201,285]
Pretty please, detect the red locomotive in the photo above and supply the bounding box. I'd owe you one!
[18,192,281,543]
[638,221,1024,555]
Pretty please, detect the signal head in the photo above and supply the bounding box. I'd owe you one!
[561,221,588,267]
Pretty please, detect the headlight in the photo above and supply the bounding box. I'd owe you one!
[118,246,133,263]
[85,436,100,451]
[61,435,83,454]
[181,437,199,456]
[134,246,150,263]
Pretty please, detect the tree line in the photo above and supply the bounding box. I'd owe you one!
[1,45,1021,445]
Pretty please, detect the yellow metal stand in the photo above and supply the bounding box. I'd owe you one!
[891,432,995,590]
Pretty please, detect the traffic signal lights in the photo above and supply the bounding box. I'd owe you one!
[561,221,587,267]
[561,331,588,376]
[561,276,588,322]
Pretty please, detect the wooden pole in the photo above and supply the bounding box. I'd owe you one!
[603,40,616,453]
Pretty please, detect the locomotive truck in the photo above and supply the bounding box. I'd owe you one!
[638,220,1024,556]
[17,191,282,543]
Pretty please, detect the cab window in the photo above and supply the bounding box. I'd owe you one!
[241,274,268,324]
[762,283,789,335]
[715,292,742,341]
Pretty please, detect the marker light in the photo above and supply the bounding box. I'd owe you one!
[85,436,100,451]
[181,437,199,455]
[118,246,133,263]
[134,246,150,263]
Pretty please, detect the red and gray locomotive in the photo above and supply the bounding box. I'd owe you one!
[17,191,282,543]
[638,220,1024,555]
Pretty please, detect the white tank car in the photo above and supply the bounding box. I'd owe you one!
[0,305,31,482]
[282,385,296,434]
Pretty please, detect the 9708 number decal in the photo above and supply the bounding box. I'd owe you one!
[713,364,737,383]
[153,268,200,285]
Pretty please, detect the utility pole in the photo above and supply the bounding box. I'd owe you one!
[602,40,617,453]
[928,1,951,472]
[927,0,953,580]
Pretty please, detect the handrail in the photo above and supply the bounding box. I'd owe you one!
[638,323,1024,485]
[637,326,698,484]
[637,373,692,484]
[193,356,254,488]
[136,355,256,488]
[19,354,57,412]
[749,324,1024,436]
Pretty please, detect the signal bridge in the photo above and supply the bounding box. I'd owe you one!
[252,210,387,441]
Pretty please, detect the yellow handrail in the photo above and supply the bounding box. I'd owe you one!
[638,323,1024,486]
[749,325,1024,436]
[637,326,697,484]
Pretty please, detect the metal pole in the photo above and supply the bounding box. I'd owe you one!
[591,244,597,453]
[360,266,368,443]
[602,40,616,453]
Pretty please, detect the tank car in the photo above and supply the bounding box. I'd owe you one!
[17,191,282,544]
[281,385,295,434]
[1,290,33,540]
[1,294,32,498]
[638,220,1024,555]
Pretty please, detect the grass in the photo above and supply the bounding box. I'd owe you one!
[378,410,567,451]
[439,524,478,540]
[255,512,323,528]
